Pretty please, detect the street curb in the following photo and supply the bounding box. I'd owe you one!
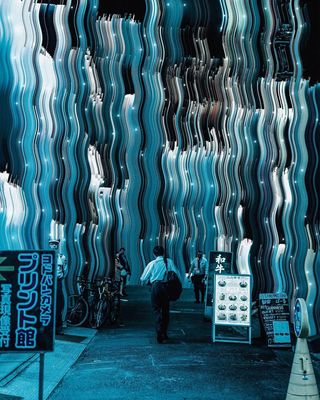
[0,327,98,400]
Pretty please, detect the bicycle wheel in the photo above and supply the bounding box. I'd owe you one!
[109,295,120,324]
[66,295,89,327]
[91,298,109,329]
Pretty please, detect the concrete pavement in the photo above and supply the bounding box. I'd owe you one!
[47,287,320,400]
[0,327,97,400]
[1,287,319,400]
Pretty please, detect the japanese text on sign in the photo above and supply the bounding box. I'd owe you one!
[16,253,40,349]
[40,254,54,327]
[0,284,12,348]
[0,251,55,352]
[215,254,226,274]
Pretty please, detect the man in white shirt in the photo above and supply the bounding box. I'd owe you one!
[188,251,208,304]
[140,245,181,343]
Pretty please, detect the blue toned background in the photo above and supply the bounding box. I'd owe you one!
[0,0,320,337]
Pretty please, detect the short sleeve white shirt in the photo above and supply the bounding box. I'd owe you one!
[140,256,181,284]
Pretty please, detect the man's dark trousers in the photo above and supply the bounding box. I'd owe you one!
[151,281,169,337]
[192,274,205,302]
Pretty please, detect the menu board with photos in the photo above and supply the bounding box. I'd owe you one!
[214,274,251,327]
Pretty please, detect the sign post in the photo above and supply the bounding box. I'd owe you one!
[39,353,45,400]
[212,274,251,344]
[204,251,232,320]
[0,251,56,400]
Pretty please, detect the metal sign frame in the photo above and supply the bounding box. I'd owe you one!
[212,273,252,344]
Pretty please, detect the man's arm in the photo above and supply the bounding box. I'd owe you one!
[140,262,153,285]
[188,259,195,277]
[63,257,68,277]
[203,258,208,275]
[125,257,131,275]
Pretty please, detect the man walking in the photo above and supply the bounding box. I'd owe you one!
[188,251,208,303]
[140,246,181,344]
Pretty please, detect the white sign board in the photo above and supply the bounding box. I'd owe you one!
[214,274,251,327]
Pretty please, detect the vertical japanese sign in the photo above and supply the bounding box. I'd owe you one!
[210,251,233,275]
[0,251,56,352]
[204,251,233,319]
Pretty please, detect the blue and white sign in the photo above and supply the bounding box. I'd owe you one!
[0,251,56,352]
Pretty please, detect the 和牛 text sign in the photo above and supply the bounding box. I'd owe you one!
[209,251,233,275]
[0,251,56,352]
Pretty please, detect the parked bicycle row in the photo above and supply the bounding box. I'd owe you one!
[49,240,130,335]
[66,276,121,329]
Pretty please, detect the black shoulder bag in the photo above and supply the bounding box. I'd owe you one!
[163,257,182,301]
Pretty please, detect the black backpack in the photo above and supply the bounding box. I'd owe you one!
[163,258,182,301]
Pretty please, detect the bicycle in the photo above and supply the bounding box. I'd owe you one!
[66,277,95,327]
[90,278,121,329]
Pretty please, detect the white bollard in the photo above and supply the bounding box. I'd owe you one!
[286,299,319,399]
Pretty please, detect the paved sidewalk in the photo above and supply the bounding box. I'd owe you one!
[0,327,97,400]
[3,288,320,400]
[48,287,320,400]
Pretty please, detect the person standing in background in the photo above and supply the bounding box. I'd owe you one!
[116,248,131,296]
[49,239,68,335]
[188,251,208,304]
